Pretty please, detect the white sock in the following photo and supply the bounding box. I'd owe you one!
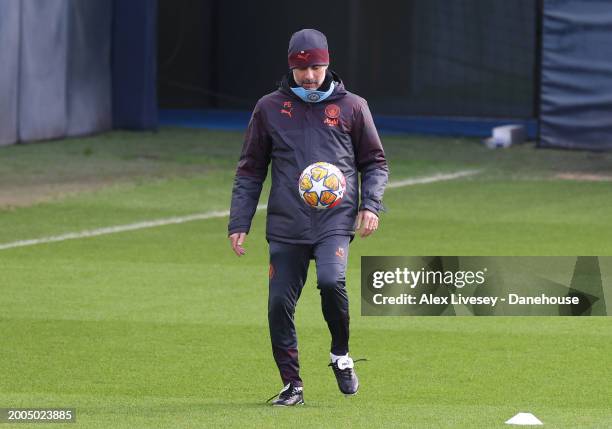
[330,352,348,363]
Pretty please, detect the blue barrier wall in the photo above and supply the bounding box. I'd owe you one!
[159,109,538,140]
[0,0,112,145]
[539,0,612,150]
[112,0,158,130]
[0,0,20,146]
[0,0,157,146]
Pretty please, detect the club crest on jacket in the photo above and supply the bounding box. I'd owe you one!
[324,103,340,127]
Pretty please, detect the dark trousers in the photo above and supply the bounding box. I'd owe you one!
[268,235,351,387]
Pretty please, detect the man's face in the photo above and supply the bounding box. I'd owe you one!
[292,65,328,90]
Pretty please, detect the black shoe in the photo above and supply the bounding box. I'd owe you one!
[328,356,367,395]
[266,383,304,406]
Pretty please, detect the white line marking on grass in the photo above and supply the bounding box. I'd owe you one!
[0,208,263,251]
[386,169,480,188]
[0,170,479,251]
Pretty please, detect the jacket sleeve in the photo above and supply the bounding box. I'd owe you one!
[227,103,272,235]
[351,99,389,215]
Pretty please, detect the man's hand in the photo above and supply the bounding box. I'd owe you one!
[355,209,379,238]
[228,232,247,256]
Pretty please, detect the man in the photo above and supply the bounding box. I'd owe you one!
[228,28,388,406]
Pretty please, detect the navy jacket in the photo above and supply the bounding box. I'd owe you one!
[228,71,388,244]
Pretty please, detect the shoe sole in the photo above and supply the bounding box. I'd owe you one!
[342,385,359,396]
[272,400,305,407]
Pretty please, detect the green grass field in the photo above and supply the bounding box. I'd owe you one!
[1,129,612,428]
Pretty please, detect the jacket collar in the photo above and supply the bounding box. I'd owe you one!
[278,69,347,102]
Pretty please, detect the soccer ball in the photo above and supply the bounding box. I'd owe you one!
[298,162,346,209]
